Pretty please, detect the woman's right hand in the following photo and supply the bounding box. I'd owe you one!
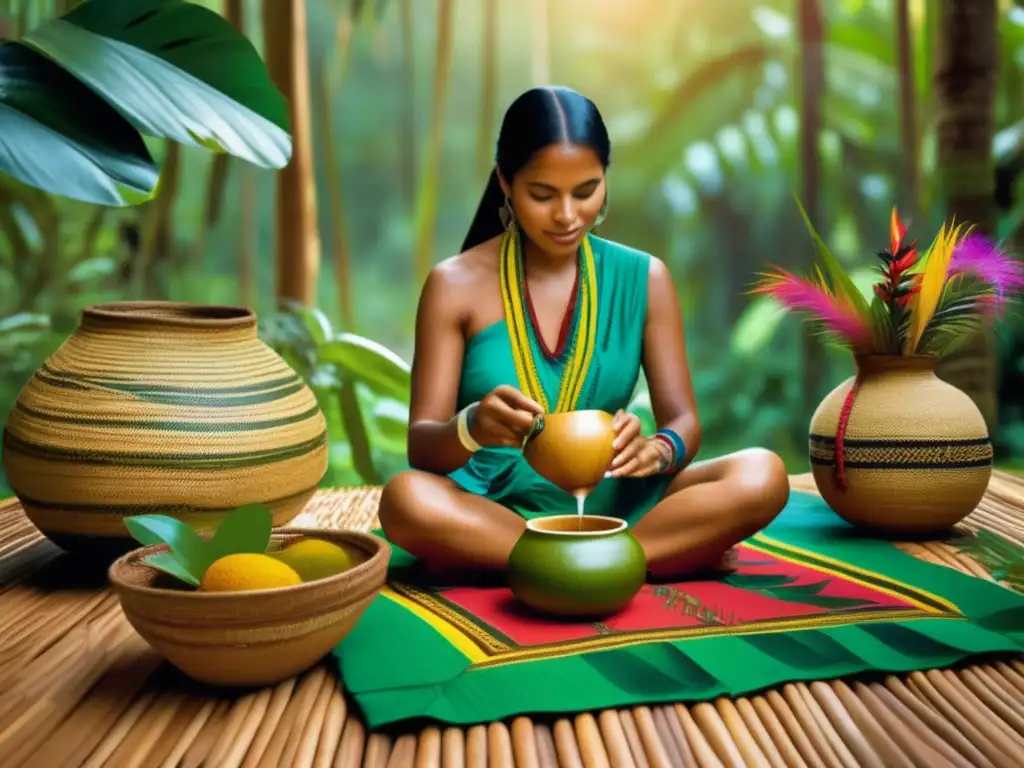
[468,385,544,448]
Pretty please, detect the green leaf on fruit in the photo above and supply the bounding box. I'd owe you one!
[142,551,199,586]
[123,513,209,581]
[123,504,274,587]
[207,504,273,564]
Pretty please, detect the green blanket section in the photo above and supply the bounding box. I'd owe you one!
[333,491,1024,728]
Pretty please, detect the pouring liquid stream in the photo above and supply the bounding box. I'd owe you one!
[575,492,587,530]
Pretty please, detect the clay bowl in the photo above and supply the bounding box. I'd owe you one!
[108,527,389,688]
[507,514,647,619]
[522,409,616,496]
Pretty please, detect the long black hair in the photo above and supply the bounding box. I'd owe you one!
[461,86,611,252]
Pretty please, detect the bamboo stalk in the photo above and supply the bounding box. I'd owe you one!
[180,699,232,768]
[0,620,136,764]
[362,732,392,768]
[573,712,609,768]
[828,681,916,768]
[24,646,162,768]
[553,717,584,768]
[744,696,809,768]
[533,723,559,768]
[773,686,840,767]
[413,726,442,768]
[239,676,298,768]
[207,690,265,768]
[792,683,859,768]
[312,685,347,768]
[615,712,649,768]
[464,723,487,767]
[654,705,692,766]
[691,702,748,766]
[333,717,366,768]
[156,699,218,768]
[290,674,338,767]
[808,681,884,768]
[385,733,417,767]
[730,697,792,768]
[103,691,185,768]
[958,667,1024,738]
[256,666,328,767]
[140,696,213,768]
[672,704,723,768]
[595,710,635,768]
[629,707,672,768]
[906,672,1015,766]
[878,677,994,768]
[440,726,465,768]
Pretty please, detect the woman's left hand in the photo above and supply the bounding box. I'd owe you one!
[606,410,671,478]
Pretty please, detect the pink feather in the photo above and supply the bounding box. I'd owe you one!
[949,234,1024,310]
[752,268,872,349]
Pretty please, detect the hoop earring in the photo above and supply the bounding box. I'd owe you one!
[593,195,609,229]
[499,196,517,231]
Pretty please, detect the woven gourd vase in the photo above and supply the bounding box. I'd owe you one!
[808,354,992,536]
[1,302,329,556]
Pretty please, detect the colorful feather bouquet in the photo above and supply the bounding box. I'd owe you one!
[751,201,1024,357]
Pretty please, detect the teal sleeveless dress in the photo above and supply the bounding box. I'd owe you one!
[449,233,673,525]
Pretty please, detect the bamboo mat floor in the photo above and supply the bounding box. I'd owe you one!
[0,475,1023,767]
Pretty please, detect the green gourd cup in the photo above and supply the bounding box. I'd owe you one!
[507,514,647,618]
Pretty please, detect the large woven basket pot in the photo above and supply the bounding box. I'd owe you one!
[1,302,329,556]
[808,354,992,536]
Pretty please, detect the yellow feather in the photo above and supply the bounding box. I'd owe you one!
[908,221,966,352]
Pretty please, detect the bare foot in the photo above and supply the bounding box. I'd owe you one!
[716,548,738,573]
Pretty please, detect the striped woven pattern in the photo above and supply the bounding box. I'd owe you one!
[0,475,1020,766]
[1,302,328,545]
[809,435,995,469]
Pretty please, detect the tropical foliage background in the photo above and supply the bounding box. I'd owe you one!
[2,0,1024,496]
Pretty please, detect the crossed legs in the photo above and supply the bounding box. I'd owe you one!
[378,447,790,581]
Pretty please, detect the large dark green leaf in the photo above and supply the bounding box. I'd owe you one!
[0,41,157,205]
[22,0,292,169]
[319,333,412,401]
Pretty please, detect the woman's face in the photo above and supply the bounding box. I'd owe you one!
[500,143,606,257]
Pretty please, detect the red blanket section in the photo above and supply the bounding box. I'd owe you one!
[429,542,920,648]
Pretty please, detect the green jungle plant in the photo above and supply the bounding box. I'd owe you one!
[123,503,273,587]
[953,529,1024,593]
[260,301,412,486]
[0,0,291,205]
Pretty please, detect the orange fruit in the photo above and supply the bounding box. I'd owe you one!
[199,553,302,592]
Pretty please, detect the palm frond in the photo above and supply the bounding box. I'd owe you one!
[951,530,1024,592]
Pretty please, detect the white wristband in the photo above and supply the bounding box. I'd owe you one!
[456,402,483,453]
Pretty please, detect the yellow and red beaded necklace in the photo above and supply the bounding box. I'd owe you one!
[498,226,598,413]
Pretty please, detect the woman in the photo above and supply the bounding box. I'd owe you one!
[379,86,790,582]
